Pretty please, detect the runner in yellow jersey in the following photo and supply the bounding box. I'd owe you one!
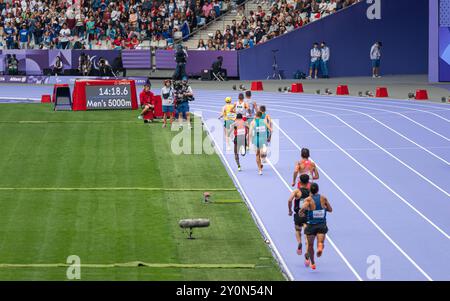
[218,96,236,150]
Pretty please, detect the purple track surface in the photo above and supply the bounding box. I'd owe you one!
[2,85,449,281]
[191,90,450,281]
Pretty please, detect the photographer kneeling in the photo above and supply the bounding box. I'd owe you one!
[174,77,194,129]
[138,83,155,123]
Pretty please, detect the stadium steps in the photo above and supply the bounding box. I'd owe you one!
[183,0,272,49]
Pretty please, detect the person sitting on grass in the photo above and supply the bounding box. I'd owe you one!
[138,83,155,123]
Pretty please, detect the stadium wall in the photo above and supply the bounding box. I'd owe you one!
[238,0,429,80]
[0,49,238,77]
[429,0,439,82]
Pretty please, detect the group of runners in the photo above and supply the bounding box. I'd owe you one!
[219,91,272,175]
[288,148,332,270]
[219,93,332,271]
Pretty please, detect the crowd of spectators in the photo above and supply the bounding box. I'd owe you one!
[197,0,361,51]
[0,0,360,51]
[0,0,232,50]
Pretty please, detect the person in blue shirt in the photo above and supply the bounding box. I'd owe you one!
[4,23,15,49]
[19,24,30,49]
[300,183,333,270]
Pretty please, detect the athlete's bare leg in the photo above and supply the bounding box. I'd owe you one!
[316,233,326,258]
[224,127,230,149]
[234,141,240,168]
[306,235,316,266]
[295,226,302,255]
[256,149,262,174]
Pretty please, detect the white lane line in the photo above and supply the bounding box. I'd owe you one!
[267,123,432,281]
[193,108,362,281]
[197,103,450,197]
[197,91,450,140]
[192,112,294,281]
[194,103,450,239]
[266,157,363,281]
[262,100,450,165]
[196,89,450,110]
[269,95,450,141]
[257,105,450,240]
[252,92,450,121]
[267,104,450,198]
[194,104,433,281]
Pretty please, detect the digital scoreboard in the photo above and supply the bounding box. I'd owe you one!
[85,85,133,110]
[72,79,138,111]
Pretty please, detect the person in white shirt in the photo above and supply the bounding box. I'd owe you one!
[161,79,175,128]
[308,43,321,79]
[320,42,330,78]
[370,41,382,78]
[59,23,71,49]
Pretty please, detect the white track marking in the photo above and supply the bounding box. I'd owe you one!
[264,92,450,115]
[193,104,433,281]
[266,132,432,281]
[282,94,450,122]
[195,102,450,237]
[267,104,450,198]
[266,158,363,281]
[251,105,450,240]
[192,112,294,281]
[271,95,450,141]
[194,108,361,280]
[262,100,450,165]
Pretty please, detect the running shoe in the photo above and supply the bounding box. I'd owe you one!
[259,170,262,175]
[304,258,310,267]
[138,115,143,120]
[297,243,302,255]
[162,123,166,128]
[238,166,241,172]
[310,263,316,270]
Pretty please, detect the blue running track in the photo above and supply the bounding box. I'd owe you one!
[190,90,450,281]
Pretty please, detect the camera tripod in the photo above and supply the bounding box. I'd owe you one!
[267,49,282,80]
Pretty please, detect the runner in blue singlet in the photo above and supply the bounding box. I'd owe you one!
[300,183,333,270]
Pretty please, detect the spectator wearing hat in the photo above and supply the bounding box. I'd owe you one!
[138,83,156,123]
[19,24,30,49]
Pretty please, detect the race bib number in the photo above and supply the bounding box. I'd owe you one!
[256,126,266,133]
[236,128,246,136]
[227,113,236,119]
[312,209,325,219]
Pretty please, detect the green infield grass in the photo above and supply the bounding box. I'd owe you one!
[0,104,284,280]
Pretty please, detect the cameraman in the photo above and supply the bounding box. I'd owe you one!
[98,57,113,76]
[212,56,227,80]
[7,54,19,75]
[174,76,194,129]
[173,44,188,80]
